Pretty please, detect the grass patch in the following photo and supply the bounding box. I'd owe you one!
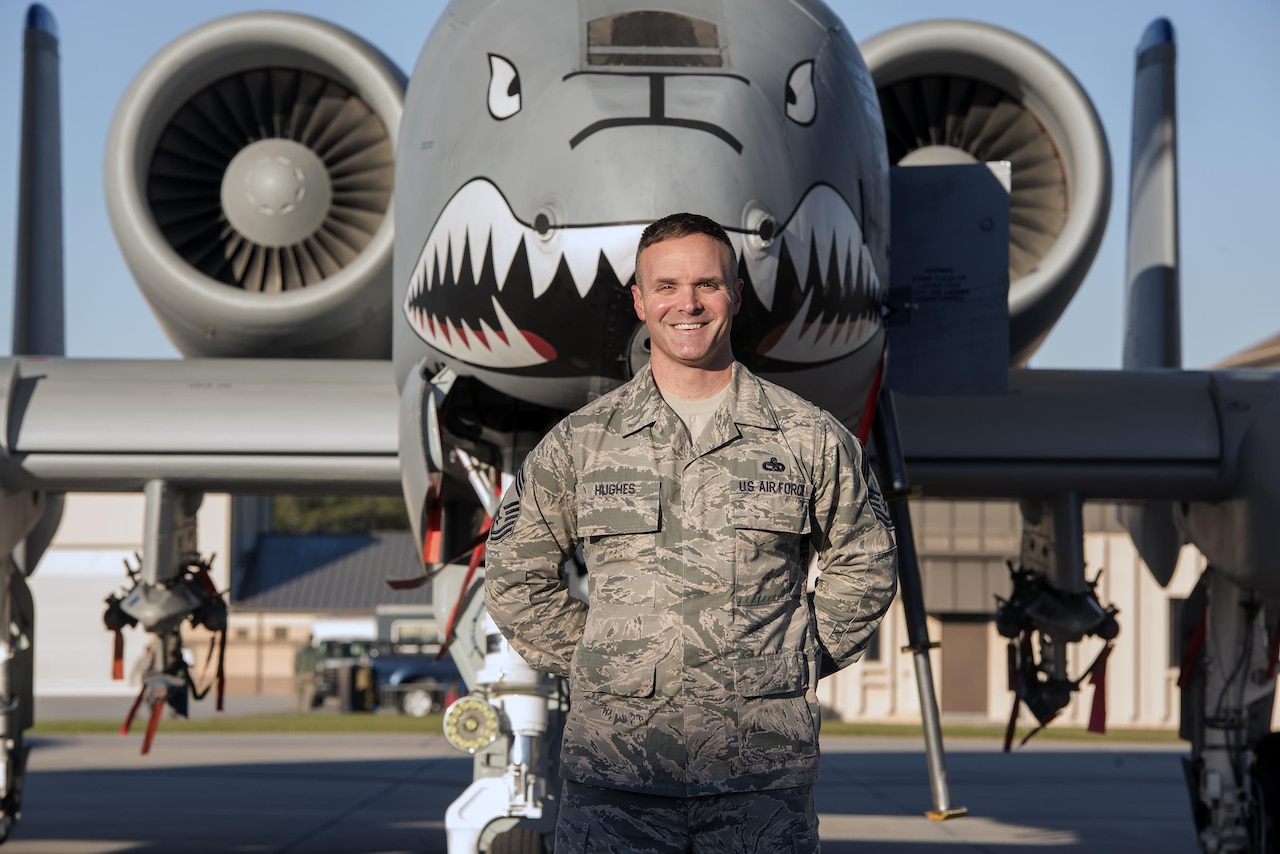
[818,720,1180,743]
[31,712,445,736]
[31,714,1179,743]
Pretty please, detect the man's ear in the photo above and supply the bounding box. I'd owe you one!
[631,283,646,321]
[732,278,744,315]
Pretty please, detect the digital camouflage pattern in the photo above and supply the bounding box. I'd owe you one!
[555,780,819,853]
[485,362,898,797]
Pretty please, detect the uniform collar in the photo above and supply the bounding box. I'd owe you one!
[620,362,780,436]
[727,362,781,431]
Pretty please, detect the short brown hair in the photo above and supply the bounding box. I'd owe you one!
[635,212,737,277]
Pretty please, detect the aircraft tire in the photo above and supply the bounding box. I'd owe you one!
[399,686,435,718]
[488,827,546,854]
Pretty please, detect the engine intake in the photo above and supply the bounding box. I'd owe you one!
[862,21,1112,363]
[105,13,405,358]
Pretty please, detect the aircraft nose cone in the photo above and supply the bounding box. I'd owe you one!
[221,139,332,247]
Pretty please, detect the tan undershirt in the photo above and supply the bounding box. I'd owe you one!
[664,385,731,443]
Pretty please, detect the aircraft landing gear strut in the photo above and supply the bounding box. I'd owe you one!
[0,557,34,843]
[0,489,51,842]
[1179,568,1278,854]
[871,388,967,821]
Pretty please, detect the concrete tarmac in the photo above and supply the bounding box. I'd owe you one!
[2,732,1198,853]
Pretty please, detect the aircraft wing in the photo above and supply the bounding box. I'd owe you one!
[896,367,1234,500]
[0,357,400,494]
[1,355,1252,504]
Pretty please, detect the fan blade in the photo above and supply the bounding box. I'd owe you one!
[328,204,385,236]
[297,82,352,149]
[269,69,301,138]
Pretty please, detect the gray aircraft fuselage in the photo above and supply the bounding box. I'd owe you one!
[394,0,890,426]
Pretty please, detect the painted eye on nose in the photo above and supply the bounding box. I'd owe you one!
[785,60,816,125]
[487,54,521,119]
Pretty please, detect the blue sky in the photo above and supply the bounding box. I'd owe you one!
[0,0,1276,368]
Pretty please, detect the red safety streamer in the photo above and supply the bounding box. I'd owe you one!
[216,628,227,711]
[1178,606,1208,690]
[120,645,156,735]
[111,629,124,681]
[120,684,146,736]
[191,562,226,711]
[422,480,444,565]
[436,517,492,662]
[1002,641,1021,753]
[141,700,165,755]
[1086,643,1113,734]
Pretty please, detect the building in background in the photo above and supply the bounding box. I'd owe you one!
[226,528,435,695]
[1215,333,1280,370]
[813,499,1280,731]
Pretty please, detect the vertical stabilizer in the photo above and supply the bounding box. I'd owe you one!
[12,3,64,357]
[11,5,65,577]
[1118,19,1182,586]
[1123,18,1179,369]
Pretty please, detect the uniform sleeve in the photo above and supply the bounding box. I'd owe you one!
[808,412,898,673]
[484,420,587,678]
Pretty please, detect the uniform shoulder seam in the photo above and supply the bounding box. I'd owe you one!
[754,374,828,426]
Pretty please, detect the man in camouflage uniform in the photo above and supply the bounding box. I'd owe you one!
[485,212,898,852]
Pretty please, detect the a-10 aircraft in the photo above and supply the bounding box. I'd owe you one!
[2,1,1278,852]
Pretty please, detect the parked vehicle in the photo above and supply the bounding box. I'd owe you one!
[315,639,464,716]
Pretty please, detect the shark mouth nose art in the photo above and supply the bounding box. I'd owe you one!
[736,184,885,368]
[403,179,641,372]
[403,179,884,377]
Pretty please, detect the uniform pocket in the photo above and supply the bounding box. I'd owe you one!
[577,479,661,538]
[573,649,656,698]
[728,498,810,606]
[578,480,661,608]
[733,651,817,775]
[734,651,808,697]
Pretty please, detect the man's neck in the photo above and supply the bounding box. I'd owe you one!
[650,360,734,400]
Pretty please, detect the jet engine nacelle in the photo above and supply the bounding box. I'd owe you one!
[862,20,1112,364]
[105,13,405,359]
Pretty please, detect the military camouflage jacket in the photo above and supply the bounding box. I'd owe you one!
[485,363,897,797]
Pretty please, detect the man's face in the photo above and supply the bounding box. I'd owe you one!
[632,233,743,374]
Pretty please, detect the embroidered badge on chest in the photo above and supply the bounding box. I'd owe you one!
[761,456,786,473]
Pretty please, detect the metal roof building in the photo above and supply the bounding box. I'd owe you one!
[233,531,429,613]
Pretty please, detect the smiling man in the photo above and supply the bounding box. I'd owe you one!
[485,212,898,852]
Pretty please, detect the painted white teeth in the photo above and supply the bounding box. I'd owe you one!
[410,179,643,304]
[600,229,638,286]
[403,179,646,368]
[523,235,561,299]
[737,238,779,310]
[404,295,547,369]
[741,183,880,313]
[404,178,884,370]
[489,216,521,284]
